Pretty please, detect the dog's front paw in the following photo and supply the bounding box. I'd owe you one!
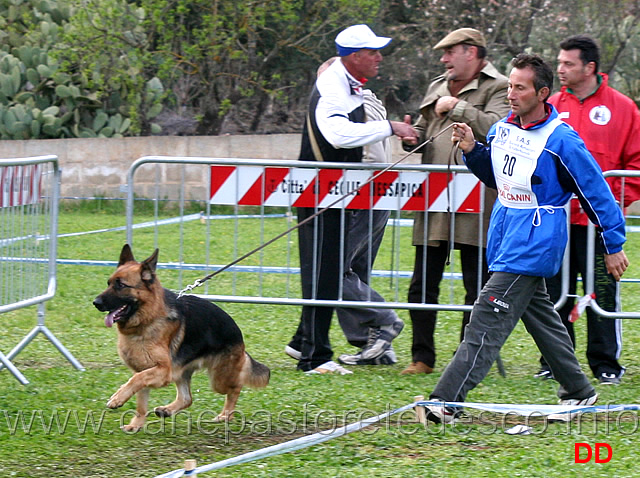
[107,390,127,409]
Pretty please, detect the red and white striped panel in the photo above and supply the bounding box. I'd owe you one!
[0,164,43,208]
[209,165,481,212]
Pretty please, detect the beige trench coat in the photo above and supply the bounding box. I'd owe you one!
[411,61,510,247]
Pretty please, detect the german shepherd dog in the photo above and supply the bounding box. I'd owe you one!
[93,244,270,432]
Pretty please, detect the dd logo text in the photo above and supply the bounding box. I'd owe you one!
[575,443,612,463]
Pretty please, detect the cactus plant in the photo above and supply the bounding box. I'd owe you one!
[0,0,163,139]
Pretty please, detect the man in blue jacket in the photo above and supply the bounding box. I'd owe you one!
[427,53,628,423]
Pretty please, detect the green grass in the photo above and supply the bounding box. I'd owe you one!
[1,205,640,477]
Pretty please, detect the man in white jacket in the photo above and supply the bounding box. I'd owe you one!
[286,56,404,368]
[287,25,416,374]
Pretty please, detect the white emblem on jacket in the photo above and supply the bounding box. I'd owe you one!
[589,105,611,126]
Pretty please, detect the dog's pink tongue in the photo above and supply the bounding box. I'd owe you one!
[105,311,116,327]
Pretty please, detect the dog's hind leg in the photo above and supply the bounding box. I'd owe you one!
[208,348,246,422]
[121,387,150,433]
[212,386,242,422]
[155,370,194,418]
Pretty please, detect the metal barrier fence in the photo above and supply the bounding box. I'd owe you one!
[126,156,488,315]
[0,156,83,384]
[577,169,640,319]
[125,158,640,320]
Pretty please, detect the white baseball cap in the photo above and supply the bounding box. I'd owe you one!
[335,24,392,56]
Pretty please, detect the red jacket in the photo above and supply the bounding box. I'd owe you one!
[549,73,640,225]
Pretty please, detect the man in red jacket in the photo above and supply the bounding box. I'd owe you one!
[536,35,640,385]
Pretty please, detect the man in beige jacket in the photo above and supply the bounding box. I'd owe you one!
[402,28,510,375]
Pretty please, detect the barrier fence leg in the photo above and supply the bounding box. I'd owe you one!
[0,350,29,385]
[414,395,426,425]
[40,324,86,371]
[0,304,85,374]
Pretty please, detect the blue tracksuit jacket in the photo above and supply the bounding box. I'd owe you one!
[463,105,626,278]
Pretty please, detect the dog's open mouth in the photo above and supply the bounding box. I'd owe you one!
[105,305,131,327]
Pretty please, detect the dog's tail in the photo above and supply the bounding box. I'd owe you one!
[244,352,270,388]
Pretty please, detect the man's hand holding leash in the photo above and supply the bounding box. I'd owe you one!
[451,122,475,153]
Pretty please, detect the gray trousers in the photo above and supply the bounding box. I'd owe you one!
[337,209,397,347]
[431,272,595,402]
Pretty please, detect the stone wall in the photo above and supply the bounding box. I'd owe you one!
[0,134,417,199]
[1,136,635,215]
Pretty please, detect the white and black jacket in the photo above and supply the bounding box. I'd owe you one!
[299,59,392,163]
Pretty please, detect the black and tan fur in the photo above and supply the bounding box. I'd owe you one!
[93,244,270,432]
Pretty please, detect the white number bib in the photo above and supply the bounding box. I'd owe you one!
[491,119,563,208]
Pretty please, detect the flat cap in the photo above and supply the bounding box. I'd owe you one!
[433,28,486,50]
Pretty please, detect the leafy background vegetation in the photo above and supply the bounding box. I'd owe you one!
[0,0,640,138]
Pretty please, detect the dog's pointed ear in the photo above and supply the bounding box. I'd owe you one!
[118,244,135,266]
[140,248,159,283]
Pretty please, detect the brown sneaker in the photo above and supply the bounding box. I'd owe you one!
[400,361,433,375]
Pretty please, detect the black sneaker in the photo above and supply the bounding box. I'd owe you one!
[425,399,463,424]
[598,372,622,385]
[533,368,554,380]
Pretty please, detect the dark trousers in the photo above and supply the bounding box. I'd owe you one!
[407,242,488,368]
[542,225,623,377]
[336,209,395,347]
[291,209,397,370]
[294,207,346,371]
[431,272,595,402]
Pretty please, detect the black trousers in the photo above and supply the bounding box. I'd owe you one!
[294,207,348,371]
[407,242,488,368]
[542,225,623,377]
